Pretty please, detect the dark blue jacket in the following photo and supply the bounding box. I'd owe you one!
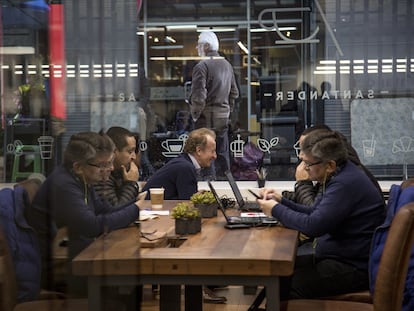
[0,186,41,302]
[272,160,385,270]
[27,166,140,262]
[142,154,198,200]
[369,184,414,311]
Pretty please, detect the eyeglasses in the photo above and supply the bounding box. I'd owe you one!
[303,160,323,169]
[87,160,114,170]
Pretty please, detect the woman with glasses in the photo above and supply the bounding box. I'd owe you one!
[27,132,145,301]
[258,129,385,300]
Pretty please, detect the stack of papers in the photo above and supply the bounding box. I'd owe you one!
[140,210,170,221]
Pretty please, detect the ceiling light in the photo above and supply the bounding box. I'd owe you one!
[237,41,249,54]
[151,45,184,50]
[250,27,296,32]
[0,46,35,55]
[165,36,176,43]
[166,25,197,30]
[197,27,236,32]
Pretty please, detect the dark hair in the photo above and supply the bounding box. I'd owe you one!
[105,126,135,150]
[63,132,115,169]
[301,129,347,165]
[301,124,332,136]
[183,128,216,154]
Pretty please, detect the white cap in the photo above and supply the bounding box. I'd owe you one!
[198,31,219,51]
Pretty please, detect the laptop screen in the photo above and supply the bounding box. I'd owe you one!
[207,181,230,222]
[225,171,245,208]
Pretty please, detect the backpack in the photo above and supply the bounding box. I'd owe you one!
[230,142,264,180]
[369,183,414,311]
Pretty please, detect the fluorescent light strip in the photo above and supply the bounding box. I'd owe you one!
[197,27,235,32]
[250,27,296,32]
[313,70,336,74]
[237,41,249,54]
[151,45,184,49]
[166,25,197,30]
[320,60,336,64]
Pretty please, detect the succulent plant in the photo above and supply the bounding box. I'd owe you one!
[190,191,217,204]
[171,202,201,219]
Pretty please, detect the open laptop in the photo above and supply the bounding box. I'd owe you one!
[208,181,279,228]
[225,171,262,211]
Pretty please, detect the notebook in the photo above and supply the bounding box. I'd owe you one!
[208,181,279,227]
[225,171,262,211]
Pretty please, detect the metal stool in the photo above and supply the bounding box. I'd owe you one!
[11,145,41,182]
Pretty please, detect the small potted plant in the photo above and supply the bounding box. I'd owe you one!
[256,167,267,188]
[171,202,201,235]
[190,190,218,218]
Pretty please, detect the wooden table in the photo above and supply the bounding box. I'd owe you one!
[72,200,299,311]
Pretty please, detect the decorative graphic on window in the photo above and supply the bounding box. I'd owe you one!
[230,134,246,158]
[257,137,280,153]
[138,141,148,152]
[37,136,54,159]
[362,135,376,158]
[230,135,280,158]
[258,0,343,56]
[392,136,414,154]
[7,136,54,160]
[161,134,188,157]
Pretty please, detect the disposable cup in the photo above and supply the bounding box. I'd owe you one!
[150,188,164,209]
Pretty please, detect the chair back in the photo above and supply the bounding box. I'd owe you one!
[373,202,414,311]
[0,228,18,311]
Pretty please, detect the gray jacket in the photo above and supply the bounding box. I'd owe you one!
[190,51,239,129]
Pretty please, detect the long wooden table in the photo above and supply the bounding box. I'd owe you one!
[72,200,299,310]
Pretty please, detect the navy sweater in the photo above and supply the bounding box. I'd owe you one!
[142,154,198,200]
[272,161,385,270]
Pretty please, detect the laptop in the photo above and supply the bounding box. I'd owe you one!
[225,171,262,212]
[208,181,279,228]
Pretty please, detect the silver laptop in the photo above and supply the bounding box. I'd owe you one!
[208,181,278,228]
[225,171,262,211]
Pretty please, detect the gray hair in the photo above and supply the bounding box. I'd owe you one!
[198,31,219,51]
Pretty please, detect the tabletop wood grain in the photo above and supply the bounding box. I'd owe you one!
[72,200,298,278]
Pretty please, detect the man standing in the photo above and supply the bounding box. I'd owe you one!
[190,31,239,180]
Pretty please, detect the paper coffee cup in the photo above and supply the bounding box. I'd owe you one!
[150,188,164,209]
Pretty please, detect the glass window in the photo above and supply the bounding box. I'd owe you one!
[1,0,413,182]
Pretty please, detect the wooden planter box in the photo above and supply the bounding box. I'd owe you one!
[194,203,218,218]
[175,217,201,235]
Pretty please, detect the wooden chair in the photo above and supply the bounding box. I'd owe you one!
[281,202,414,311]
[0,228,89,311]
